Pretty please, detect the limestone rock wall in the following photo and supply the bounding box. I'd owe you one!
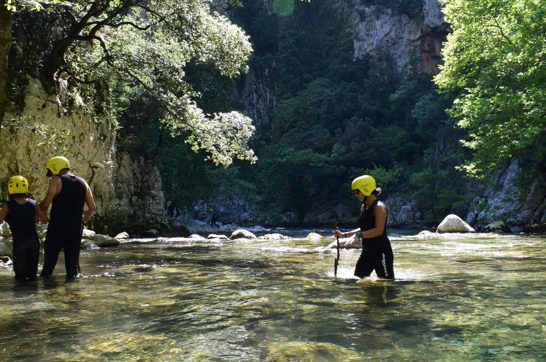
[0,78,166,231]
[466,159,546,232]
[0,78,116,211]
[112,152,166,226]
[354,0,448,74]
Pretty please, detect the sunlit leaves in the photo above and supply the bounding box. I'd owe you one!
[435,0,546,177]
[24,0,255,167]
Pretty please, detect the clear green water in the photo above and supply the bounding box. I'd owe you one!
[0,233,544,361]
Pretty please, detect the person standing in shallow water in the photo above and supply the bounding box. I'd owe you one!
[0,176,40,281]
[37,156,96,280]
[334,175,395,279]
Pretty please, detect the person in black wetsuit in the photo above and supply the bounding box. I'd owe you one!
[0,176,40,281]
[37,156,96,280]
[334,175,394,279]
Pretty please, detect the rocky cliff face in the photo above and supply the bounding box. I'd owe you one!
[0,78,166,232]
[466,159,546,232]
[0,78,116,210]
[238,64,275,133]
[354,0,448,75]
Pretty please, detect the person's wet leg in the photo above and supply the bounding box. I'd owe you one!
[41,236,62,278]
[64,234,80,280]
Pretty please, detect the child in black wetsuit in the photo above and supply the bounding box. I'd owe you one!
[0,176,40,281]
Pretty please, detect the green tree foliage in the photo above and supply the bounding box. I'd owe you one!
[435,0,546,177]
[225,0,469,224]
[4,0,256,167]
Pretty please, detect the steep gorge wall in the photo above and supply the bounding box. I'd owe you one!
[0,78,116,210]
[354,0,448,75]
[0,78,166,232]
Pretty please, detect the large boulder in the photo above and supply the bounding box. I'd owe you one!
[114,231,130,240]
[0,222,11,238]
[82,228,96,239]
[230,229,257,240]
[89,234,120,247]
[0,240,11,256]
[306,232,323,242]
[437,214,475,233]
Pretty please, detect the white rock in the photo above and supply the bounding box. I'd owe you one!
[114,231,130,239]
[0,256,12,267]
[0,240,11,256]
[437,214,475,233]
[0,222,11,238]
[81,239,99,249]
[306,232,323,242]
[207,234,229,240]
[261,233,289,241]
[247,225,270,232]
[230,229,257,240]
[82,229,96,238]
[89,234,120,247]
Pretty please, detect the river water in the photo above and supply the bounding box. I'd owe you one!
[0,231,544,361]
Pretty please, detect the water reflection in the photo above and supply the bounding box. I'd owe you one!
[0,233,544,361]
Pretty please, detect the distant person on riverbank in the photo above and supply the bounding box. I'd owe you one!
[333,175,394,279]
[0,176,40,281]
[37,156,96,281]
[211,211,219,228]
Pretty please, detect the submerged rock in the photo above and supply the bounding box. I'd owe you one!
[80,240,100,250]
[483,221,509,233]
[230,229,257,240]
[261,233,289,241]
[267,341,362,362]
[437,214,475,233]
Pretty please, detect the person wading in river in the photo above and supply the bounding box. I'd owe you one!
[38,156,96,281]
[334,175,394,279]
[0,176,40,281]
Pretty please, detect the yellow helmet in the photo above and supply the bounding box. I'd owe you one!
[351,175,376,196]
[8,175,29,195]
[46,156,70,176]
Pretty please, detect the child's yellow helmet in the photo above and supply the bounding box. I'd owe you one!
[8,175,29,195]
[46,156,71,176]
[351,175,376,196]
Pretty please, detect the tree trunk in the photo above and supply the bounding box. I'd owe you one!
[0,2,12,124]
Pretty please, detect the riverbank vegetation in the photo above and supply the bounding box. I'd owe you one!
[1,0,544,230]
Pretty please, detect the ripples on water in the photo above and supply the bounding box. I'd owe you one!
[0,232,544,361]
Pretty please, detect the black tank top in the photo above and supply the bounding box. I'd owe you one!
[6,199,39,243]
[49,173,86,231]
[357,199,390,252]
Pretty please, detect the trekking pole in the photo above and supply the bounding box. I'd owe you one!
[334,221,340,278]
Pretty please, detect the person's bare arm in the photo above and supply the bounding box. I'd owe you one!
[82,184,96,225]
[0,203,9,223]
[38,177,61,222]
[361,202,387,238]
